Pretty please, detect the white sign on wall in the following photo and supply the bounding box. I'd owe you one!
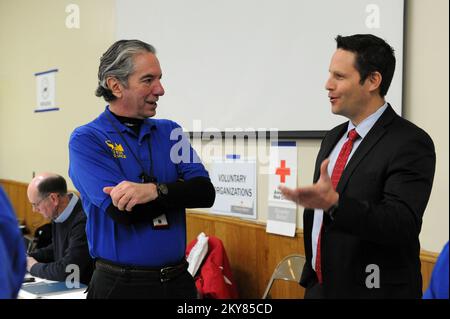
[209,155,257,219]
[35,69,59,113]
[267,141,298,237]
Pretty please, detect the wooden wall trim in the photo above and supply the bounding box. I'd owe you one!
[420,249,440,263]
[186,211,438,298]
[0,179,26,187]
[186,210,306,298]
[188,209,304,236]
[1,179,50,235]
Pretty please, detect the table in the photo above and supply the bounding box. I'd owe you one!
[19,274,87,299]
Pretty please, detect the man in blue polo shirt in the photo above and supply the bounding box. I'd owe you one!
[68,39,215,299]
[0,186,26,299]
[423,242,449,299]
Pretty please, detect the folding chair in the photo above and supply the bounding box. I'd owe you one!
[262,254,306,299]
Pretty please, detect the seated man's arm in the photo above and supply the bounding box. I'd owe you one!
[29,219,92,283]
[28,243,54,263]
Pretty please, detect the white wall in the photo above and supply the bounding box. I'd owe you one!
[0,0,447,252]
[116,0,405,132]
[0,0,115,182]
[404,0,449,252]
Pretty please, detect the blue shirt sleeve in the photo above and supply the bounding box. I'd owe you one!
[423,242,449,299]
[69,129,123,212]
[0,187,26,299]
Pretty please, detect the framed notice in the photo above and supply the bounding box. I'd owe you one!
[209,155,257,219]
[34,69,59,112]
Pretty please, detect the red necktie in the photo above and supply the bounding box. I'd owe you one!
[315,129,359,284]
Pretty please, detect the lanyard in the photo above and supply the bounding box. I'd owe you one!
[106,112,157,183]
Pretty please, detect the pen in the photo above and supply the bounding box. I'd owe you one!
[23,277,36,283]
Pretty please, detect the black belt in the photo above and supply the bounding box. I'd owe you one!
[95,258,188,282]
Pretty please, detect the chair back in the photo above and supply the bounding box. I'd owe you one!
[262,254,306,299]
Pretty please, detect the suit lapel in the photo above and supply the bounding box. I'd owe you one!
[335,105,397,193]
[314,123,347,182]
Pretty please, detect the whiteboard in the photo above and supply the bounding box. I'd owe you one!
[116,0,404,137]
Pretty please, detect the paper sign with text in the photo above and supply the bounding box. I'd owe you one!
[267,142,298,237]
[209,156,257,219]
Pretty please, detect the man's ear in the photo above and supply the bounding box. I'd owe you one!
[106,77,124,99]
[49,193,59,205]
[367,71,382,93]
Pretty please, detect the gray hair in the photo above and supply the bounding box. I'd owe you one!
[95,39,156,102]
[37,175,67,197]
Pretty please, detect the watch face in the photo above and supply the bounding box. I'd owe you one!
[159,184,168,195]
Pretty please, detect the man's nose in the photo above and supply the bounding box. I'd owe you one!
[153,80,165,96]
[325,77,334,91]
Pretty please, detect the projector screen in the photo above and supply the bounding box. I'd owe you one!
[116,0,404,137]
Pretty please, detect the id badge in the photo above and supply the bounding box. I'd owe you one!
[153,213,169,229]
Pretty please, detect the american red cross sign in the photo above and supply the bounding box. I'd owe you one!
[275,160,291,183]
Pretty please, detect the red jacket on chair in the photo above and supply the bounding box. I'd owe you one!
[186,235,239,299]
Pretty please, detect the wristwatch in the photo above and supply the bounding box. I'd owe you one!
[156,183,169,200]
[326,201,339,221]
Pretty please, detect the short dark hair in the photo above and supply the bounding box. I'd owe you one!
[95,39,156,102]
[37,175,67,198]
[336,34,396,97]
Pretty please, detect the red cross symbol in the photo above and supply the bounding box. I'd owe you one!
[275,160,291,183]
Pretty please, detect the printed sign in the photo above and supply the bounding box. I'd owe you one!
[35,69,59,112]
[209,155,257,219]
[267,142,298,237]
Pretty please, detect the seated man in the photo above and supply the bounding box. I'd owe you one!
[26,173,93,285]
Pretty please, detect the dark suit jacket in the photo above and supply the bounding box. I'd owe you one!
[29,198,94,285]
[300,105,436,298]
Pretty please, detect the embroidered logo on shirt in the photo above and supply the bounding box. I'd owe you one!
[105,140,126,158]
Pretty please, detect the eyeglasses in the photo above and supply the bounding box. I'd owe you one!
[31,194,50,209]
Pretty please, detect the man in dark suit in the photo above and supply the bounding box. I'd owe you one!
[27,173,93,285]
[280,34,436,298]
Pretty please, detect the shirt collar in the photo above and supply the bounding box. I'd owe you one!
[54,193,79,223]
[102,106,157,134]
[347,102,388,138]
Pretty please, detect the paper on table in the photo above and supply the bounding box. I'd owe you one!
[21,281,86,296]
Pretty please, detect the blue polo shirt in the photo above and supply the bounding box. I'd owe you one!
[423,242,449,299]
[69,106,209,267]
[0,187,26,298]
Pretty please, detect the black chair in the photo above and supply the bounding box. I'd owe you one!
[32,223,52,251]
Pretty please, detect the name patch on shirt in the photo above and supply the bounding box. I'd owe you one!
[105,140,127,159]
